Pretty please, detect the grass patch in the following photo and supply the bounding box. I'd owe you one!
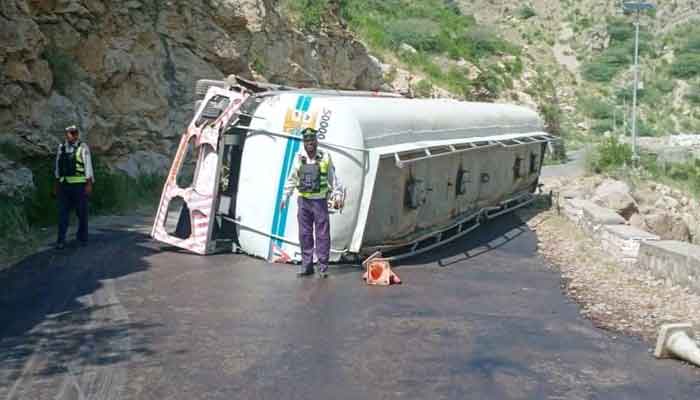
[582,17,653,83]
[281,0,520,100]
[586,136,632,173]
[516,5,537,20]
[339,0,517,61]
[670,53,700,79]
[333,0,518,99]
[586,138,700,196]
[641,154,700,197]
[0,156,165,265]
[685,84,700,105]
[281,0,330,31]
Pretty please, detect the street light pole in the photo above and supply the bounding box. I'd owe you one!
[631,9,640,166]
[623,1,655,167]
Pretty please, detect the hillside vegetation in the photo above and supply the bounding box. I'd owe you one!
[283,0,524,101]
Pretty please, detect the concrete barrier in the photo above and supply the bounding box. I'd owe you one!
[600,225,660,264]
[580,200,626,236]
[637,241,700,294]
[563,198,587,225]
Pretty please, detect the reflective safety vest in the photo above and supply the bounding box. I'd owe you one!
[58,142,87,184]
[298,152,330,199]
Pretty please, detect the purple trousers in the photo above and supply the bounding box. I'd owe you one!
[297,197,330,271]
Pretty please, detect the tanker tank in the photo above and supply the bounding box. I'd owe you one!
[151,77,556,262]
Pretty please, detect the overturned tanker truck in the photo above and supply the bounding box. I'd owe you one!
[151,75,556,262]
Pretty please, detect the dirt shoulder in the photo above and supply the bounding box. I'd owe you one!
[519,205,700,344]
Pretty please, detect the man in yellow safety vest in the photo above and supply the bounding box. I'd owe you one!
[54,125,94,249]
[281,128,343,278]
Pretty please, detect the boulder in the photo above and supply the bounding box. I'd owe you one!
[0,157,34,199]
[581,200,626,225]
[632,187,658,207]
[655,195,680,211]
[645,213,691,242]
[629,213,649,231]
[682,212,700,245]
[592,179,638,219]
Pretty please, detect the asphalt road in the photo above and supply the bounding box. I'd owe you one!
[540,149,586,180]
[1,213,699,400]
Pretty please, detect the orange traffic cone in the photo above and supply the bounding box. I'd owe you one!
[362,252,401,286]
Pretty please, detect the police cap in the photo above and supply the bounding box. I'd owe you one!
[301,128,318,141]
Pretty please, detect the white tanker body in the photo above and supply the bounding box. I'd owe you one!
[152,81,555,262]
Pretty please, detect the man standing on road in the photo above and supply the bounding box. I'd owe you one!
[55,125,95,250]
[281,128,343,278]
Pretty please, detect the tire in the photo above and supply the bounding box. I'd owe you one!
[195,79,227,99]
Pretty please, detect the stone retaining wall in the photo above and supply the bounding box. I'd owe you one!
[637,241,700,295]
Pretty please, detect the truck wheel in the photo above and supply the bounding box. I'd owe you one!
[195,79,226,99]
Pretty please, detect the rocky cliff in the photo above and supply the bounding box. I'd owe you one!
[0,0,384,197]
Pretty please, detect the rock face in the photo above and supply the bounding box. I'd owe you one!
[0,0,384,197]
[115,150,170,178]
[0,156,34,199]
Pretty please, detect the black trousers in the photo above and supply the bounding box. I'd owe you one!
[57,183,89,244]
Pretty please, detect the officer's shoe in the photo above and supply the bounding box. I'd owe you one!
[317,265,328,279]
[297,265,314,277]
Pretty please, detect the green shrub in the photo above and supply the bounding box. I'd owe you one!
[582,20,653,83]
[591,119,615,134]
[635,120,656,137]
[590,136,633,172]
[607,17,634,42]
[1,157,166,262]
[20,156,165,229]
[90,158,165,214]
[516,5,537,20]
[671,53,700,78]
[336,0,517,99]
[582,48,631,82]
[643,158,700,196]
[0,199,35,262]
[468,65,504,100]
[505,56,524,75]
[540,102,563,136]
[413,79,434,97]
[339,0,515,62]
[284,0,329,31]
[578,97,613,119]
[686,85,700,105]
[444,67,472,98]
[651,77,675,94]
[386,18,441,51]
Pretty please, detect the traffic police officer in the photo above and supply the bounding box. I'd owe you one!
[55,125,95,249]
[281,128,343,278]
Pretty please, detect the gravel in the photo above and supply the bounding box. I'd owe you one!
[519,206,700,344]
